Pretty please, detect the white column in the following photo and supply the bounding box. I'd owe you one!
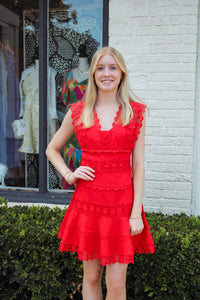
[192,0,200,216]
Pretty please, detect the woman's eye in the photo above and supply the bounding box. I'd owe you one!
[110,66,117,70]
[96,66,103,71]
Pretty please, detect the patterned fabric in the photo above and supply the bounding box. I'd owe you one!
[62,69,88,107]
[19,74,56,153]
[58,101,155,266]
[61,69,88,190]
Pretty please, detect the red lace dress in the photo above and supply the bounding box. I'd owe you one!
[58,100,155,265]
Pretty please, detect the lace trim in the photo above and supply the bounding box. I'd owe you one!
[72,198,132,216]
[59,244,155,266]
[94,105,121,132]
[81,159,131,171]
[82,182,133,191]
[81,148,131,153]
[130,101,146,133]
[124,102,146,149]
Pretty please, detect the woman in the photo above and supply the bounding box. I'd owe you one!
[46,47,155,300]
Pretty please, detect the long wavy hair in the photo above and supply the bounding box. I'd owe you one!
[81,47,140,128]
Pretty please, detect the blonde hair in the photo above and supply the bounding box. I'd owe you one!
[81,47,140,128]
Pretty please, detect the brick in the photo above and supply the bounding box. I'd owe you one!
[148,145,193,155]
[151,0,198,7]
[147,118,194,128]
[148,5,198,17]
[143,205,191,215]
[147,90,195,100]
[146,100,195,110]
[150,43,197,54]
[148,15,198,26]
[144,188,191,200]
[145,126,194,137]
[145,162,193,173]
[148,109,194,119]
[145,136,193,147]
[149,81,195,91]
[145,171,192,182]
[149,73,196,82]
[149,34,197,45]
[143,198,191,210]
[145,154,193,164]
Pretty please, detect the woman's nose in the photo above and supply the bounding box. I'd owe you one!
[103,67,111,76]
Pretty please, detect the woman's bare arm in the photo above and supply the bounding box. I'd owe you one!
[46,109,95,184]
[129,114,146,235]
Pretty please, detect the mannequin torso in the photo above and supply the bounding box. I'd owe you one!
[27,59,39,87]
[73,57,89,82]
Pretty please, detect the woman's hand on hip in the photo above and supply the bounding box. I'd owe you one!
[65,166,95,184]
[129,217,144,236]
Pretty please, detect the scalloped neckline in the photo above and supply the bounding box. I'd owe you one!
[94,105,121,132]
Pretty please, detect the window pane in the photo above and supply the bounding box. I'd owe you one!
[48,0,103,191]
[0,1,39,189]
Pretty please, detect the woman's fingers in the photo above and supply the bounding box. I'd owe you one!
[74,166,95,181]
[129,218,144,236]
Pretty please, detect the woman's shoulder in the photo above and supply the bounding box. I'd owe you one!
[70,100,85,111]
[129,100,146,110]
[130,100,146,116]
[129,100,146,125]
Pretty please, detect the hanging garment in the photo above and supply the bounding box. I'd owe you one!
[19,66,57,153]
[61,69,88,190]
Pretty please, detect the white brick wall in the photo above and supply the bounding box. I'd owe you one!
[109,0,199,215]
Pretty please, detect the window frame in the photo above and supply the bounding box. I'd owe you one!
[0,0,109,205]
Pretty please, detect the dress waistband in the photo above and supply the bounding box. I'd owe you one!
[80,151,132,172]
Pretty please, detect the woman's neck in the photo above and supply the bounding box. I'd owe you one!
[95,91,119,107]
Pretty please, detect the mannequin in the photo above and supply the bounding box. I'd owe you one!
[26,59,39,87]
[72,44,89,82]
[73,57,89,82]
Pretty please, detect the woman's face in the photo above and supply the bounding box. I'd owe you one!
[94,53,122,94]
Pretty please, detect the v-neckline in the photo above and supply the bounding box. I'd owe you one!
[94,105,121,132]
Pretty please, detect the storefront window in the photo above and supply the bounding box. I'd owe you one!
[0,0,106,198]
[47,0,103,191]
[0,1,39,189]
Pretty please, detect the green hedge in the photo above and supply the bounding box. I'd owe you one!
[0,197,200,300]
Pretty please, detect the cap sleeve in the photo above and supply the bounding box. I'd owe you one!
[130,101,146,136]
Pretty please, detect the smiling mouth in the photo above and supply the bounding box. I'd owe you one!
[102,80,113,83]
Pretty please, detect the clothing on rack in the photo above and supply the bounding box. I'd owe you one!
[19,64,58,153]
